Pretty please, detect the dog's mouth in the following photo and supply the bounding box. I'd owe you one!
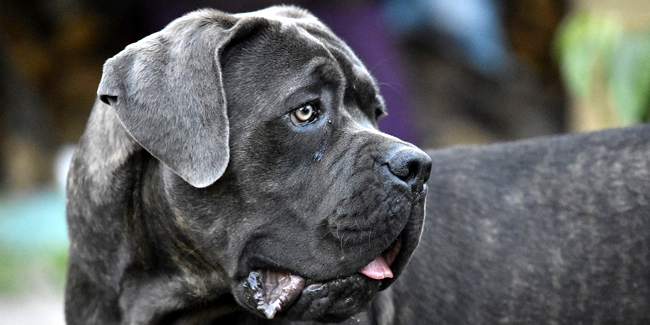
[230,186,427,321]
[238,236,403,320]
[358,234,402,280]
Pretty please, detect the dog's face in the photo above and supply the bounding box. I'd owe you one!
[89,6,430,323]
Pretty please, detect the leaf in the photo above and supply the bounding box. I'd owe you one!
[554,13,622,97]
[607,32,650,124]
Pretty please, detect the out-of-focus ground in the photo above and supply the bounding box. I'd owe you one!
[0,287,65,325]
[0,0,649,323]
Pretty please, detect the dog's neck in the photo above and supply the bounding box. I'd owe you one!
[66,103,237,324]
[114,158,237,323]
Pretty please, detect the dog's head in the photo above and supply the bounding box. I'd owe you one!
[83,5,430,322]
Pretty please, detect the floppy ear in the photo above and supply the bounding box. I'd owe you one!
[97,10,259,188]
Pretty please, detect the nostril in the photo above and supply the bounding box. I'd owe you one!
[391,160,418,182]
[386,147,432,191]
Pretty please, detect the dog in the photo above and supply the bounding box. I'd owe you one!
[66,5,650,325]
[65,5,431,324]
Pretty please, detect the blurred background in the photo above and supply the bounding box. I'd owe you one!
[0,0,649,323]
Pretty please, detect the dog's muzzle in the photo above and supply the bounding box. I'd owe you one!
[234,144,432,320]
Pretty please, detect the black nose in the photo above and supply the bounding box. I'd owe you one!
[385,146,432,192]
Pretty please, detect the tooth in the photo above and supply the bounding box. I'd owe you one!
[260,300,281,319]
[249,271,305,319]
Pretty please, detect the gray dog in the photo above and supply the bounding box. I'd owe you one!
[65,6,431,324]
[65,5,650,325]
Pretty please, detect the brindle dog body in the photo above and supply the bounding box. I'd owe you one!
[66,6,431,324]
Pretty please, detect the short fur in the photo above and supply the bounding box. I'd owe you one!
[66,6,430,324]
[66,5,650,325]
[397,124,650,324]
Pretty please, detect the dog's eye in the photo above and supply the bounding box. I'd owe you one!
[290,103,318,126]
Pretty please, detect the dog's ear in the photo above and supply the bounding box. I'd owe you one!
[97,11,261,188]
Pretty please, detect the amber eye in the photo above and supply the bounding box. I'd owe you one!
[290,103,318,125]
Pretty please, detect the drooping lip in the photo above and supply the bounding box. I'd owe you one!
[358,235,402,279]
[234,191,427,319]
[239,234,405,319]
[378,189,427,290]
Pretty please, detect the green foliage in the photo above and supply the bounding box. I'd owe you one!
[608,33,650,124]
[555,12,650,125]
[555,13,622,97]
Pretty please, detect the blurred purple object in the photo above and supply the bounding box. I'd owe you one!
[312,3,420,144]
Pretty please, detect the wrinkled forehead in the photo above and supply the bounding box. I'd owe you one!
[236,6,383,107]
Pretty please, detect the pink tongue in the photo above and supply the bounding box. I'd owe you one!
[359,255,393,279]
